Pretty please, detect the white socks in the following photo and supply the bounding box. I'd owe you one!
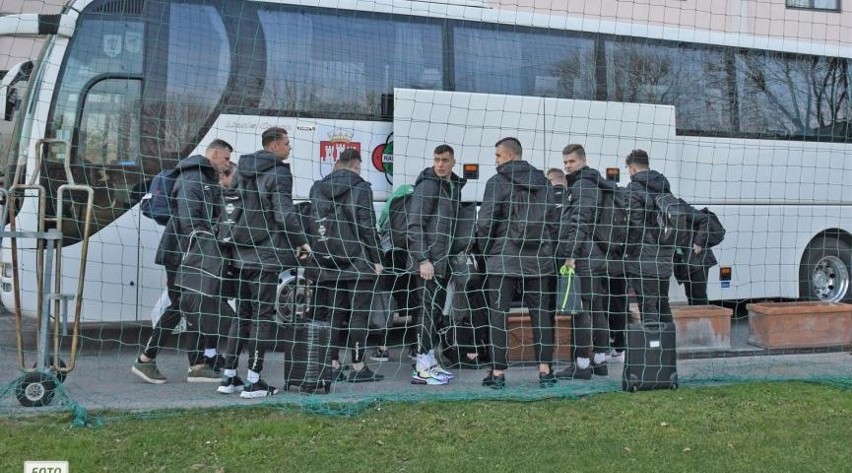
[594,352,607,365]
[576,357,590,369]
[247,370,260,384]
[204,349,217,358]
[224,369,237,378]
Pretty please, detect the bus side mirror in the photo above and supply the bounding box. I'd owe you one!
[4,87,19,121]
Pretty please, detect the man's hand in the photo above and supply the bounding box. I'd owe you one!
[692,243,703,255]
[374,263,384,276]
[419,260,434,281]
[563,258,576,270]
[297,243,312,260]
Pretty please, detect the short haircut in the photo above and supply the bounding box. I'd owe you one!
[261,127,288,147]
[495,137,523,157]
[625,149,650,168]
[338,147,362,163]
[434,144,455,156]
[208,139,233,153]
[562,144,585,158]
[546,168,565,178]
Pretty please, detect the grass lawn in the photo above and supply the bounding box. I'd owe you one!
[2,381,850,472]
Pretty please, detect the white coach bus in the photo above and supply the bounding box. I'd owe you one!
[0,0,850,323]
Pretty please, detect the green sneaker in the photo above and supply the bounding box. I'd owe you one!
[186,364,220,383]
[132,359,166,384]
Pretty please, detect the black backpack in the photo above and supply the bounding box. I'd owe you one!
[310,196,357,268]
[508,187,547,249]
[700,207,726,248]
[653,193,696,246]
[141,168,178,226]
[594,186,629,256]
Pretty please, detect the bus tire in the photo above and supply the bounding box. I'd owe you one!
[275,269,313,324]
[799,236,852,302]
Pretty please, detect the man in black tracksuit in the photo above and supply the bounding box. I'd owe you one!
[476,137,559,389]
[310,148,384,383]
[228,127,311,398]
[132,139,233,384]
[555,144,612,380]
[408,144,466,385]
[624,149,675,323]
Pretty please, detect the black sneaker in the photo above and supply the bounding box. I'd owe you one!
[217,375,244,394]
[204,354,226,374]
[239,379,279,399]
[348,366,384,383]
[539,371,557,388]
[407,346,418,361]
[369,348,390,362]
[482,371,506,389]
[591,361,608,376]
[331,368,347,383]
[555,363,593,380]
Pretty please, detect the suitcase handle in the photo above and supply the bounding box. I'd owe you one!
[640,321,668,332]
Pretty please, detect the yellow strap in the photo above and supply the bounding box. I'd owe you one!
[559,266,575,311]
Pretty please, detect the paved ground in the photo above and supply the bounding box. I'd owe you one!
[1,310,849,415]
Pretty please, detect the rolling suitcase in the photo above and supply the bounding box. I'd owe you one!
[622,321,679,392]
[283,320,333,394]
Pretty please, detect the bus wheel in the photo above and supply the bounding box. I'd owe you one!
[16,372,57,408]
[275,270,313,324]
[799,237,852,302]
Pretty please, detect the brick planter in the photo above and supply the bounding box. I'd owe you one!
[671,304,733,353]
[507,313,572,363]
[746,301,852,349]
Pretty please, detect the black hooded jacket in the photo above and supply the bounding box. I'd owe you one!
[475,159,557,276]
[625,169,675,278]
[309,168,381,282]
[231,150,307,271]
[557,166,613,275]
[407,168,467,279]
[155,154,221,269]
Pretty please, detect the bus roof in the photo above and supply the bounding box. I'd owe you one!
[14,0,852,59]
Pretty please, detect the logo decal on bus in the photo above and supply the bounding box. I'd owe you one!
[103,35,123,58]
[319,130,360,162]
[371,133,393,185]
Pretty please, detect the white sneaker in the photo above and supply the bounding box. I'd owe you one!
[411,368,450,385]
[425,351,455,379]
[607,350,625,364]
[411,369,449,385]
[415,354,433,374]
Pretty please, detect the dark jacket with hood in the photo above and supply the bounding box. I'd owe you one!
[309,168,381,282]
[673,211,718,281]
[232,150,307,271]
[407,168,467,279]
[625,169,675,278]
[475,160,557,276]
[557,166,612,275]
[155,154,221,269]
